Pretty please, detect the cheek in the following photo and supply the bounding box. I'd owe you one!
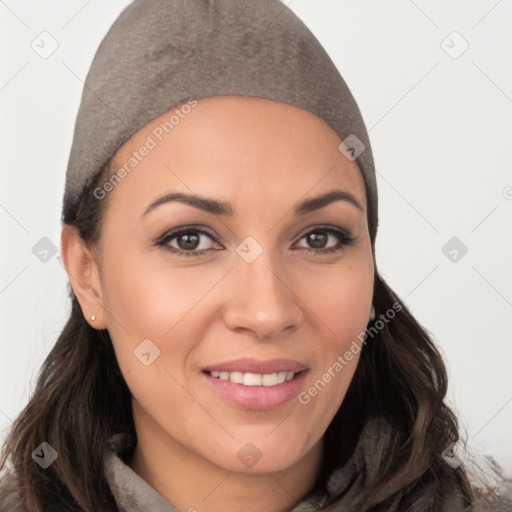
[99,255,220,423]
[101,249,221,338]
[99,248,223,380]
[304,256,374,343]
[295,256,373,418]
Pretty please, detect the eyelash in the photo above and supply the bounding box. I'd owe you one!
[155,224,354,259]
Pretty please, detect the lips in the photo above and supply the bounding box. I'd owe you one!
[201,358,309,410]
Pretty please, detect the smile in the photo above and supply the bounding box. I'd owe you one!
[206,370,296,387]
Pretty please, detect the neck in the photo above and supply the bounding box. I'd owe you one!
[128,415,324,512]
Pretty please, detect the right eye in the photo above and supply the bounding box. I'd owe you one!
[155,226,222,258]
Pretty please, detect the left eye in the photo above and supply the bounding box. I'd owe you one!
[156,226,354,258]
[295,227,353,253]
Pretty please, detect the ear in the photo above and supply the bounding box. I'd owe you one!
[60,223,107,329]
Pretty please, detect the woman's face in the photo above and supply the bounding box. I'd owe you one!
[92,96,374,473]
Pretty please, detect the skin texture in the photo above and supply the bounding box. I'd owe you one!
[61,96,375,512]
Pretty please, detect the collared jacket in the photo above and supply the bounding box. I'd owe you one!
[1,429,511,511]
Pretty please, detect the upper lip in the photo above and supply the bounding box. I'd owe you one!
[203,358,308,374]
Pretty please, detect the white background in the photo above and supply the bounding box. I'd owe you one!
[1,0,511,477]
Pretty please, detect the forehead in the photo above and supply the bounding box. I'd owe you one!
[103,96,366,213]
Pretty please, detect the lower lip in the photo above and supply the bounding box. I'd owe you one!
[202,371,308,410]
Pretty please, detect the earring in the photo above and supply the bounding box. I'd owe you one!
[369,305,375,322]
[91,315,96,321]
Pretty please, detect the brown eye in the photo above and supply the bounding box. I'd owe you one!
[295,226,354,255]
[156,227,219,258]
[306,231,329,249]
[175,232,201,251]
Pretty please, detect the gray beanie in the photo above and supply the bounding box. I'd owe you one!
[62,0,378,245]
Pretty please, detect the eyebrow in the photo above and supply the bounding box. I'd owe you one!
[142,189,363,218]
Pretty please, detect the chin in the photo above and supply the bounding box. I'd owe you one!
[203,434,314,475]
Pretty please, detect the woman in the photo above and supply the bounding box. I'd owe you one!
[1,1,511,511]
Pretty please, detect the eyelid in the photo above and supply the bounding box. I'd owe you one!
[155,225,217,244]
[295,223,351,240]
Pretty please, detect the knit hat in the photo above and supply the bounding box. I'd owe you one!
[61,0,378,245]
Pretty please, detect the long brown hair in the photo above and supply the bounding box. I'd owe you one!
[0,160,485,511]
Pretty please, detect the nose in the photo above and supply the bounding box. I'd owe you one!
[223,250,303,340]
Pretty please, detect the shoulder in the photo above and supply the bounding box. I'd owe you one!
[0,470,28,512]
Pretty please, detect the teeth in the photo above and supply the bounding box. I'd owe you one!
[243,373,262,386]
[229,371,244,384]
[208,370,297,386]
[262,373,277,386]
